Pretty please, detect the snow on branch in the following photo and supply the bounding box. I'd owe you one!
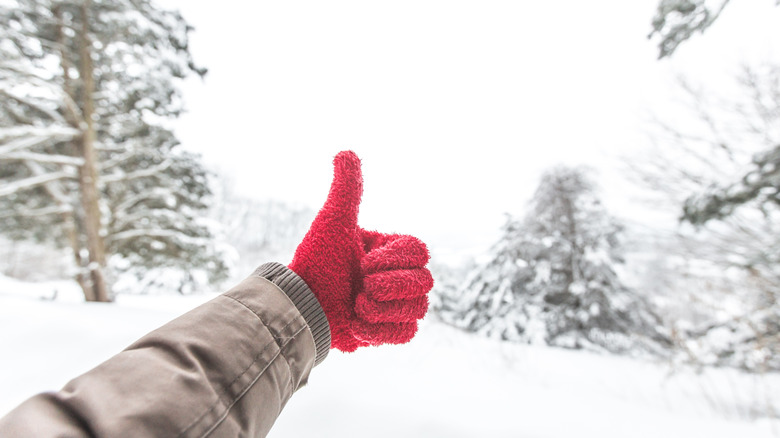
[0,204,71,218]
[2,150,84,166]
[0,126,81,160]
[24,160,73,206]
[112,188,171,215]
[0,135,55,156]
[106,228,210,246]
[0,62,58,87]
[0,169,75,197]
[0,124,80,143]
[100,159,173,184]
[98,149,137,171]
[0,88,65,124]
[112,208,181,230]
[650,0,732,58]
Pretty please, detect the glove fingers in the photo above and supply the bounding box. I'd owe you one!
[364,268,434,301]
[321,150,363,228]
[362,235,430,274]
[355,293,428,323]
[360,229,397,251]
[350,319,419,346]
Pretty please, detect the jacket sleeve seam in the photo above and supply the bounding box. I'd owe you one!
[222,293,304,395]
[203,325,308,438]
[175,294,305,438]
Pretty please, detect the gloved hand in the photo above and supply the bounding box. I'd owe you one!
[289,151,433,352]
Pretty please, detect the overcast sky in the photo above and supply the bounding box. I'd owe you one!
[158,0,780,264]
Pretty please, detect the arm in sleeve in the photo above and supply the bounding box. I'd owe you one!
[0,263,330,438]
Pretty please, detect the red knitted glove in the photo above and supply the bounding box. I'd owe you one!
[289,151,433,352]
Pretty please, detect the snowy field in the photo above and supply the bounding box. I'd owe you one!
[1,274,778,437]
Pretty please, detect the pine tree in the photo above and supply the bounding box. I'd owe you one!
[0,0,226,300]
[438,167,671,357]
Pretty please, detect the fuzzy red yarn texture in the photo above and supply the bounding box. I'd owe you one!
[288,151,434,352]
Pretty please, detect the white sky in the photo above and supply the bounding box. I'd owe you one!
[159,0,780,264]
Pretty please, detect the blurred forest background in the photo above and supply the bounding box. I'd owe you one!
[1,0,779,427]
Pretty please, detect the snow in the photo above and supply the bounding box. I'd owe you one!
[0,275,777,437]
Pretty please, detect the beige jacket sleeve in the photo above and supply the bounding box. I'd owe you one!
[0,263,331,438]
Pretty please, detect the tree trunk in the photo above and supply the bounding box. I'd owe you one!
[67,216,92,301]
[559,181,579,288]
[77,0,110,302]
[54,5,92,301]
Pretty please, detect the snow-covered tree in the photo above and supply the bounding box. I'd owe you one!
[0,0,226,301]
[649,0,779,58]
[676,66,780,371]
[629,64,780,371]
[437,167,671,357]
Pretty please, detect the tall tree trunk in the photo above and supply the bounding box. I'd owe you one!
[77,0,109,302]
[54,5,91,301]
[66,213,92,300]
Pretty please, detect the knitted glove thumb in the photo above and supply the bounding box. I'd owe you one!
[288,151,434,352]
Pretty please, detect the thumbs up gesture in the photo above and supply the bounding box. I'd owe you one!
[289,151,433,352]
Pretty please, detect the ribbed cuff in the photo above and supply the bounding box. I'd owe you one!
[253,262,331,366]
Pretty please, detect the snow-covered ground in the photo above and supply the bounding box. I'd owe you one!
[1,274,778,437]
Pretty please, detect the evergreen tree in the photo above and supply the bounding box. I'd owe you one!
[438,167,671,356]
[0,0,227,300]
